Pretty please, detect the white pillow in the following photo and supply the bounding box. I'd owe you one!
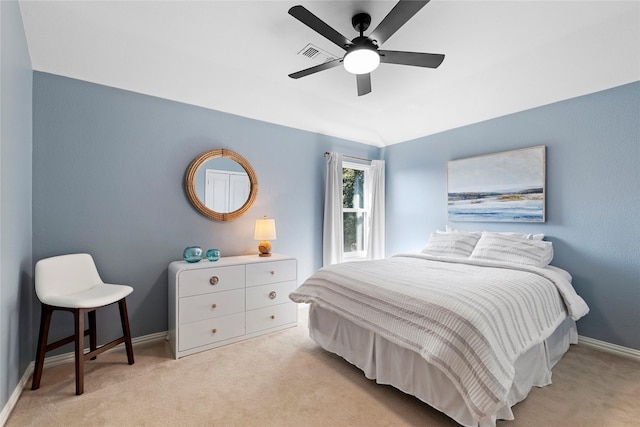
[469,232,553,267]
[422,232,480,258]
[443,225,481,236]
[500,232,545,241]
[445,225,544,240]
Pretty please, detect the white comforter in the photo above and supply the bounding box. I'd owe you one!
[289,254,589,422]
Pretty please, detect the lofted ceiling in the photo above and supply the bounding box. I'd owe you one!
[19,1,640,147]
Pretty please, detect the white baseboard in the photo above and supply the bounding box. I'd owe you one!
[0,331,167,427]
[578,335,640,361]
[0,361,34,427]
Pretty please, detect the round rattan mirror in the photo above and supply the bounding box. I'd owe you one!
[185,149,258,221]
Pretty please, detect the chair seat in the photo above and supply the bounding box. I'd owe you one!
[40,283,133,309]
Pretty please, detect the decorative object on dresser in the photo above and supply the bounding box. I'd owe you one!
[254,215,277,257]
[184,148,258,222]
[168,254,297,359]
[183,246,203,263]
[206,248,221,262]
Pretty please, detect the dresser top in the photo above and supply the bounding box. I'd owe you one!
[169,253,294,273]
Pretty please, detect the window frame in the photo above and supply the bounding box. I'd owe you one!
[342,161,370,261]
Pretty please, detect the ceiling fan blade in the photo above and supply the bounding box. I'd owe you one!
[379,50,444,68]
[288,58,343,79]
[369,1,430,46]
[356,73,372,96]
[289,5,352,51]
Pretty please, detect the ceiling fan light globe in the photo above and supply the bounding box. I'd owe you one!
[343,48,380,75]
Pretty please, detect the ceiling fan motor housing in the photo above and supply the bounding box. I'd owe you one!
[348,36,378,52]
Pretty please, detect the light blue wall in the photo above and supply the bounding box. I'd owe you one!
[383,82,640,350]
[0,0,33,413]
[32,72,380,351]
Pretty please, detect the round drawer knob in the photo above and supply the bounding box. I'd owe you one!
[211,328,217,334]
[270,270,275,276]
[269,291,277,300]
[211,303,217,309]
[270,315,276,320]
[210,276,219,285]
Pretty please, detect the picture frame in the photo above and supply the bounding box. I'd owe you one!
[447,145,546,222]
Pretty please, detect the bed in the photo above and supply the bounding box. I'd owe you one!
[289,231,589,426]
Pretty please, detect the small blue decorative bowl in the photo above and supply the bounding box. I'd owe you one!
[206,249,221,262]
[183,246,203,263]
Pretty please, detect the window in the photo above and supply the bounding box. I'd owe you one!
[342,162,369,260]
[323,153,384,266]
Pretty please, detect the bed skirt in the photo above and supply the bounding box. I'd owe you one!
[308,304,578,427]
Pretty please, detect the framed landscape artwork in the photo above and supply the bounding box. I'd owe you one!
[447,146,546,222]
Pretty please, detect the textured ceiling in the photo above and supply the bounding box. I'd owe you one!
[19,0,640,147]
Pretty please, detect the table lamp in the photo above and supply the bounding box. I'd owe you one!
[254,216,277,257]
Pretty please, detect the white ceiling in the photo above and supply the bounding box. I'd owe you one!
[19,0,640,147]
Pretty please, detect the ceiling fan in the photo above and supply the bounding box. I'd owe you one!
[288,0,445,96]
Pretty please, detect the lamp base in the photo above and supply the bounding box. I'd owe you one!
[258,241,272,257]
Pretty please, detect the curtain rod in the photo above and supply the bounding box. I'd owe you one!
[324,152,372,162]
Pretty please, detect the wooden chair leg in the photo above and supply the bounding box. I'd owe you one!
[32,300,133,395]
[118,299,135,365]
[32,304,53,390]
[74,308,85,395]
[88,310,97,360]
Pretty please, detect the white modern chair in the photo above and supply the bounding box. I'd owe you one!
[31,253,135,395]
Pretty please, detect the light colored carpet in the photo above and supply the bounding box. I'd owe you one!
[7,306,640,426]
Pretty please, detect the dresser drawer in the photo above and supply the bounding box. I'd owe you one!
[179,312,245,351]
[178,265,245,297]
[245,280,297,311]
[179,289,245,324]
[246,259,296,287]
[246,302,297,334]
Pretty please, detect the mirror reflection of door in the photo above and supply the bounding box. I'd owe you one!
[186,149,258,221]
[205,169,250,213]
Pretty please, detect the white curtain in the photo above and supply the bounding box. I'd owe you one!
[366,160,385,260]
[323,152,344,266]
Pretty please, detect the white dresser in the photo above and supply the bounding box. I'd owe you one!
[168,254,297,359]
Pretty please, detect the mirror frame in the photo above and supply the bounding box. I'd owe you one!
[185,149,258,221]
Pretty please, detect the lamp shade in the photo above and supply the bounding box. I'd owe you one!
[343,48,380,74]
[254,217,277,241]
